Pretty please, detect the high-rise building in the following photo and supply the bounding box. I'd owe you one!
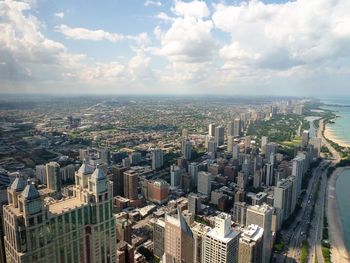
[46,161,61,193]
[265,163,274,186]
[171,165,185,188]
[233,118,241,137]
[4,163,116,263]
[232,144,240,160]
[265,142,278,161]
[99,148,110,165]
[237,172,247,189]
[207,139,217,154]
[111,165,127,197]
[208,124,216,137]
[115,216,132,244]
[152,148,164,170]
[274,178,294,221]
[232,201,247,226]
[309,137,322,158]
[147,180,169,204]
[227,136,234,153]
[227,121,235,137]
[238,224,264,263]
[203,213,241,263]
[302,130,309,148]
[215,126,225,146]
[35,164,47,184]
[197,172,211,196]
[130,152,142,165]
[164,209,193,263]
[60,164,76,183]
[153,219,165,258]
[188,193,202,215]
[123,170,138,200]
[122,157,131,169]
[261,136,268,155]
[292,156,303,198]
[188,163,199,187]
[246,204,273,263]
[182,140,192,160]
[191,223,211,263]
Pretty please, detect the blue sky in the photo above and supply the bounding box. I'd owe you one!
[1,0,350,95]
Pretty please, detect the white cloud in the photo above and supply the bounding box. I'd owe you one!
[171,0,209,18]
[56,24,125,42]
[155,12,175,22]
[144,0,162,7]
[54,12,64,19]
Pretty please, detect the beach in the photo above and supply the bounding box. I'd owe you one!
[327,168,350,263]
[324,124,350,148]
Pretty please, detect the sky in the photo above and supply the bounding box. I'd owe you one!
[0,0,350,96]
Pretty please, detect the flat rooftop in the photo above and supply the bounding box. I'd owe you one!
[48,197,85,214]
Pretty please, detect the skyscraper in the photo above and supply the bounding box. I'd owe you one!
[233,118,241,137]
[274,178,294,221]
[188,193,202,215]
[265,142,278,161]
[46,161,61,193]
[182,140,192,160]
[188,163,199,187]
[164,209,193,263]
[215,126,225,146]
[191,223,211,263]
[232,143,240,160]
[238,224,264,263]
[302,130,309,147]
[265,163,273,186]
[261,136,268,155]
[292,156,303,197]
[152,148,164,170]
[35,164,47,184]
[246,204,273,263]
[197,171,211,196]
[123,170,138,200]
[203,213,241,263]
[4,163,116,263]
[227,121,235,137]
[207,139,217,154]
[208,124,216,137]
[153,219,165,258]
[111,165,127,197]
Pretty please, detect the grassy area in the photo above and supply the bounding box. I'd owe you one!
[301,240,310,263]
[321,242,332,263]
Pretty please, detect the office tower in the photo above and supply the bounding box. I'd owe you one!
[99,148,110,165]
[203,213,241,263]
[171,165,184,188]
[309,137,322,158]
[60,164,76,183]
[302,130,309,147]
[207,139,217,154]
[246,204,273,263]
[227,136,234,152]
[182,140,192,160]
[274,178,294,221]
[35,164,47,184]
[227,121,235,137]
[208,124,216,137]
[4,163,116,263]
[188,163,199,187]
[238,224,264,263]
[46,161,61,193]
[215,126,225,146]
[112,165,127,197]
[232,201,247,225]
[233,118,241,137]
[188,193,202,215]
[192,223,211,263]
[130,152,142,165]
[253,170,261,188]
[116,241,134,263]
[122,157,131,169]
[292,157,303,197]
[152,148,164,170]
[232,143,240,160]
[147,180,169,204]
[154,219,165,258]
[123,170,138,200]
[115,217,132,244]
[265,142,278,160]
[265,163,273,186]
[164,209,193,263]
[197,172,211,196]
[261,136,268,155]
[237,172,247,189]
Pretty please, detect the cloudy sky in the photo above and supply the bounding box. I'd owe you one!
[1,0,350,95]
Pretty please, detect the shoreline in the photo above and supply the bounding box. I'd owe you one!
[324,122,350,148]
[327,167,350,263]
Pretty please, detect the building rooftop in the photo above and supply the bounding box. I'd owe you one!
[48,197,85,214]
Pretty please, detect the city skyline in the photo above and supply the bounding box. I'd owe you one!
[1,0,350,95]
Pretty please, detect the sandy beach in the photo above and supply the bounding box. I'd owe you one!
[324,124,350,148]
[327,167,350,263]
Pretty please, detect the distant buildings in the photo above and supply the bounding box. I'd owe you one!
[182,140,192,160]
[46,161,61,193]
[123,170,138,200]
[215,126,225,146]
[197,171,211,196]
[233,118,241,137]
[208,124,216,137]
